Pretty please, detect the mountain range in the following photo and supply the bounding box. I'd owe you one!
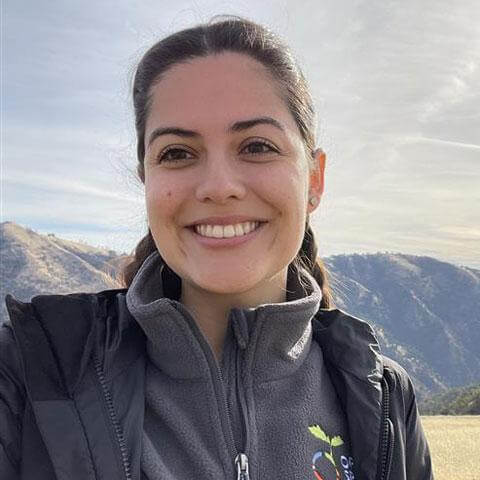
[1,221,479,398]
[324,253,480,397]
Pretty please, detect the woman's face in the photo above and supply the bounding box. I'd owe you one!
[143,52,324,301]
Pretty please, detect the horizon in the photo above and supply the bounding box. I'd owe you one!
[3,0,479,269]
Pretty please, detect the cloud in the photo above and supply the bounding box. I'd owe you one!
[3,0,480,267]
[402,136,480,151]
[4,172,142,204]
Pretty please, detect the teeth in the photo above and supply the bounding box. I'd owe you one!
[234,224,244,236]
[194,222,261,238]
[212,225,223,238]
[223,225,235,238]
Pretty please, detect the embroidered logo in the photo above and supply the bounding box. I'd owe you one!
[308,425,354,480]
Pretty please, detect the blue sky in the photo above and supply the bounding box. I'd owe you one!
[2,0,480,267]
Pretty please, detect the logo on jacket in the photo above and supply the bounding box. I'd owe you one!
[308,424,354,480]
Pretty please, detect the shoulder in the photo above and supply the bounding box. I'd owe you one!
[313,307,382,344]
[380,354,421,425]
[2,288,134,395]
[382,355,417,399]
[4,288,128,329]
[314,308,418,399]
[3,288,129,364]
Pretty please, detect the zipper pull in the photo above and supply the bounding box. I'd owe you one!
[235,453,250,480]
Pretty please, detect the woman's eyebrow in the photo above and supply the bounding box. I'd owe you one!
[147,127,199,147]
[229,116,285,133]
[147,117,285,147]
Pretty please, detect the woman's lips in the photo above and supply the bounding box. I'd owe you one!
[187,221,267,248]
[188,215,268,226]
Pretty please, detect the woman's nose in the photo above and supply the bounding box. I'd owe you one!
[195,156,247,204]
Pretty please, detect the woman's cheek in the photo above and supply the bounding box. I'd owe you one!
[146,188,174,230]
[259,164,306,207]
[146,172,179,205]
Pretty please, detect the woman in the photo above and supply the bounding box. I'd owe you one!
[1,17,433,480]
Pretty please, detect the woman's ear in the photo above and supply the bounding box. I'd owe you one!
[307,148,326,213]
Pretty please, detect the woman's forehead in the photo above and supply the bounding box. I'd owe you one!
[145,52,298,135]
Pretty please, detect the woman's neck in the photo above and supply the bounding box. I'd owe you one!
[180,270,288,360]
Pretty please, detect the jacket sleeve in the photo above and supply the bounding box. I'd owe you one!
[384,357,434,480]
[403,373,434,479]
[0,321,25,480]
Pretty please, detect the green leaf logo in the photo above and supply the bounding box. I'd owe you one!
[324,451,335,467]
[308,423,346,472]
[308,425,330,444]
[331,435,344,447]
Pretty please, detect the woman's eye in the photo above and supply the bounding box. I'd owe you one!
[241,140,278,156]
[157,147,194,164]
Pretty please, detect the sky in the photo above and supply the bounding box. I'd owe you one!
[2,0,480,268]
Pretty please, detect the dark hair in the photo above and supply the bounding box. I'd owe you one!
[121,16,333,308]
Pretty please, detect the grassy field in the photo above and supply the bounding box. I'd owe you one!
[421,416,479,479]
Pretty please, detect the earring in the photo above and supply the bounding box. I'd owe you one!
[309,196,318,207]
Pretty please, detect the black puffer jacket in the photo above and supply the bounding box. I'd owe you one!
[0,289,433,480]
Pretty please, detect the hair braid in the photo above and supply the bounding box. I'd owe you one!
[296,224,333,309]
[120,230,156,287]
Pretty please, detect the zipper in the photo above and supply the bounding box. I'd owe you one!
[377,374,393,480]
[175,303,252,479]
[93,356,132,480]
[235,339,251,479]
[236,341,251,455]
[213,353,240,456]
[213,341,251,479]
[235,452,250,480]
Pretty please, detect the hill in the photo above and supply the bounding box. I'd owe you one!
[0,221,124,322]
[325,253,480,397]
[420,384,480,415]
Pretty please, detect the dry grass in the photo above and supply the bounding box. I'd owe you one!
[421,416,480,480]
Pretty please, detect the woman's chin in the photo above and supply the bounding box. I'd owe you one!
[181,266,288,305]
[180,268,263,297]
[192,277,257,297]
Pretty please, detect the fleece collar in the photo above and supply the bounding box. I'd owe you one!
[126,251,322,381]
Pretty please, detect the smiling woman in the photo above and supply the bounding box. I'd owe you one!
[1,16,433,480]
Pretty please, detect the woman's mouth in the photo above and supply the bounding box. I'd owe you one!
[193,221,262,239]
[189,221,268,247]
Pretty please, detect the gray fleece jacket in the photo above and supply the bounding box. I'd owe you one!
[126,251,353,480]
